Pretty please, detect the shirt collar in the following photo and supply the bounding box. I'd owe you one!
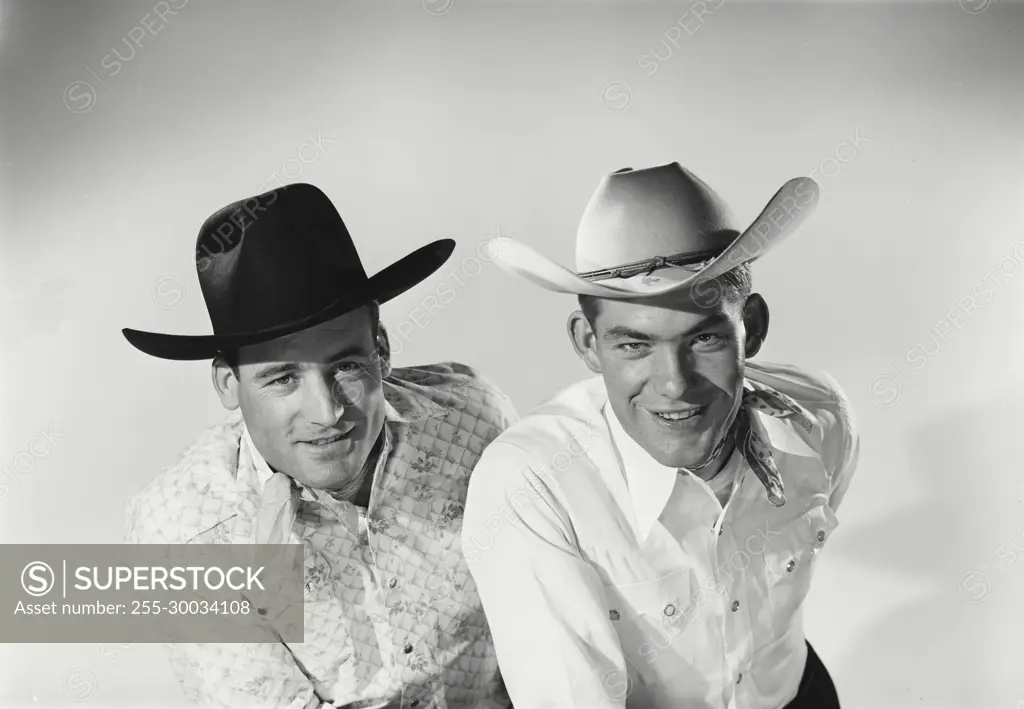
[605,395,824,544]
[379,375,448,424]
[604,402,678,544]
[241,425,276,494]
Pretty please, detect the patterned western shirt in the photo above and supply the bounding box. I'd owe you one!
[125,363,518,709]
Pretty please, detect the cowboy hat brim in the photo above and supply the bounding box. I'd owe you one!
[485,177,820,300]
[122,239,455,361]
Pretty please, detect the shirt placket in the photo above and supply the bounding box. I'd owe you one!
[320,426,422,704]
[365,432,441,709]
[679,470,735,701]
[360,535,434,708]
[695,469,754,708]
[722,472,763,709]
[358,535,400,687]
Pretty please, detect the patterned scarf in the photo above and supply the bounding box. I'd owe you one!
[717,385,815,508]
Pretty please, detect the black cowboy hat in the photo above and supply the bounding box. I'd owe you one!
[122,183,455,361]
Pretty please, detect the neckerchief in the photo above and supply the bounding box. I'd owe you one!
[715,385,815,508]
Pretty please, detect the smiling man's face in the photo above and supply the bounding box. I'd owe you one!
[570,279,766,470]
[214,306,387,491]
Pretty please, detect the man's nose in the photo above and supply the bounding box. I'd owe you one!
[651,350,695,400]
[301,374,348,427]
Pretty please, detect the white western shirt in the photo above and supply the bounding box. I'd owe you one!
[462,361,859,709]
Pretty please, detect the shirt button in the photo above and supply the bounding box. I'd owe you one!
[664,604,676,617]
[411,701,420,707]
[404,644,414,654]
[388,577,398,588]
[609,609,621,621]
[817,530,826,542]
[786,559,796,572]
[737,673,743,684]
[731,600,740,612]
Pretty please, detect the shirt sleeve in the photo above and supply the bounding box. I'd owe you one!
[821,375,860,512]
[124,496,326,709]
[462,441,628,709]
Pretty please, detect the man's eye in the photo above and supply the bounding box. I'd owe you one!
[336,362,364,374]
[618,342,649,353]
[270,373,299,386]
[694,333,725,346]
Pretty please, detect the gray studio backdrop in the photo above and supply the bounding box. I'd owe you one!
[2,0,1023,707]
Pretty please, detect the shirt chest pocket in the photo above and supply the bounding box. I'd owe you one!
[762,497,839,635]
[604,569,708,685]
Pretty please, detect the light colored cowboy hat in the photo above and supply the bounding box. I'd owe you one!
[485,162,820,299]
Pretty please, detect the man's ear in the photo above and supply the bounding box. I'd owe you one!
[742,293,770,359]
[376,321,392,380]
[211,355,241,410]
[567,310,603,375]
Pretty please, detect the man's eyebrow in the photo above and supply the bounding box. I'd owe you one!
[603,325,654,341]
[251,346,368,381]
[602,313,731,341]
[252,362,297,381]
[685,312,731,334]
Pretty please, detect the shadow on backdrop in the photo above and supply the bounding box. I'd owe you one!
[830,390,1024,708]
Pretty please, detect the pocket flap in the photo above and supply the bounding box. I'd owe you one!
[766,500,839,582]
[605,569,695,622]
[802,502,839,552]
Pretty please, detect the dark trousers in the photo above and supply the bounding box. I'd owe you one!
[782,641,840,709]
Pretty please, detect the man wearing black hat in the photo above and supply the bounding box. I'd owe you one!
[123,183,518,709]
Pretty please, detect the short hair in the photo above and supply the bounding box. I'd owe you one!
[217,301,381,370]
[578,264,752,326]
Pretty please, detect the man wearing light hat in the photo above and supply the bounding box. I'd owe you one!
[462,163,860,709]
[122,183,518,708]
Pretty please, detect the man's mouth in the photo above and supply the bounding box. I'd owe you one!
[646,406,705,422]
[300,425,355,446]
[305,433,345,446]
